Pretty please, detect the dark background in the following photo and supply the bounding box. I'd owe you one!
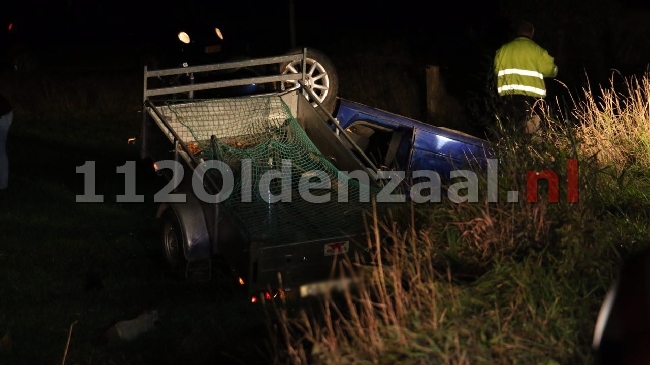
[0,3,648,363]
[2,0,650,124]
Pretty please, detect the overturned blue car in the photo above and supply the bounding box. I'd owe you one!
[333,98,488,179]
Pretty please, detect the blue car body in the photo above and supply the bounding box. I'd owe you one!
[333,98,490,178]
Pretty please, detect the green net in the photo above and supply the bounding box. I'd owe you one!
[164,96,384,246]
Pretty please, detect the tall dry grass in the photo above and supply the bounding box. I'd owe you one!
[268,72,650,364]
[572,71,650,172]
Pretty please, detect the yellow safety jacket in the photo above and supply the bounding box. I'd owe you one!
[494,37,558,98]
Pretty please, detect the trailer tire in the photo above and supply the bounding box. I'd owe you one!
[160,209,187,274]
[280,48,339,113]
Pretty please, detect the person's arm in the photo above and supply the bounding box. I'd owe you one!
[494,47,504,76]
[539,48,558,78]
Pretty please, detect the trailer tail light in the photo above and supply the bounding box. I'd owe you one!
[251,289,291,304]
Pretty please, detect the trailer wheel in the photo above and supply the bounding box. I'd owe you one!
[160,209,187,273]
[280,48,339,113]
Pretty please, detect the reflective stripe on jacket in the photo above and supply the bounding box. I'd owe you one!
[494,37,558,98]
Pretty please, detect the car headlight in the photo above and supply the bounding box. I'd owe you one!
[178,31,190,44]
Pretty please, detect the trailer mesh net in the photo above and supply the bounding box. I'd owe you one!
[162,96,385,245]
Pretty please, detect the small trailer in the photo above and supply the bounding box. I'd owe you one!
[141,49,384,301]
[140,49,489,301]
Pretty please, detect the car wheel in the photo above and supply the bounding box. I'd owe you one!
[280,48,339,113]
[160,209,187,273]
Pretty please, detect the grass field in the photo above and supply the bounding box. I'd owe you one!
[270,71,650,364]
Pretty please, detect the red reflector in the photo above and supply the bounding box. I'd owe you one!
[8,23,13,31]
[251,295,258,303]
[264,291,272,301]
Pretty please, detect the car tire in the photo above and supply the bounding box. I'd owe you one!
[280,48,339,113]
[160,209,187,274]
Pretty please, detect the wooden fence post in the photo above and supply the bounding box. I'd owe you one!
[426,65,468,130]
[426,65,445,125]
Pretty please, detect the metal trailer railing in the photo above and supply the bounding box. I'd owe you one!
[140,49,380,291]
[142,48,379,183]
[143,53,307,101]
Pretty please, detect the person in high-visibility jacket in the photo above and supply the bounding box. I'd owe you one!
[494,21,558,133]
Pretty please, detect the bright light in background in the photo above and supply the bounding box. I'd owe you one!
[177,31,190,44]
[215,28,223,40]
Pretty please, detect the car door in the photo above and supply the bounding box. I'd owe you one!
[410,128,487,179]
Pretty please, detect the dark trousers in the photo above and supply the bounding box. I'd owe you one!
[498,95,541,134]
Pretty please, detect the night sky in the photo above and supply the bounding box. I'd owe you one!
[2,0,650,106]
